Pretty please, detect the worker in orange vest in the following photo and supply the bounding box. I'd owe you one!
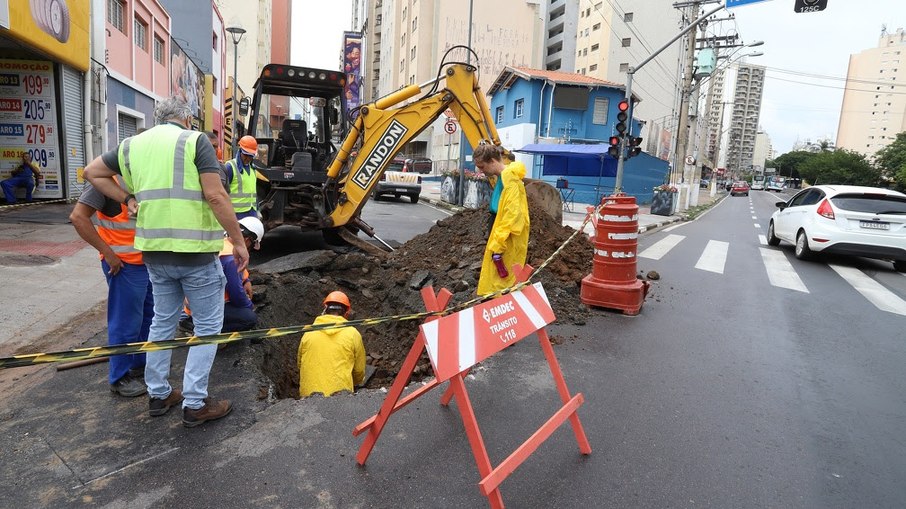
[70,177,152,397]
[297,291,366,397]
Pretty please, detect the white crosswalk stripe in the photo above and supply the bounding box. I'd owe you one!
[639,234,685,260]
[829,264,906,316]
[695,240,729,273]
[759,248,809,293]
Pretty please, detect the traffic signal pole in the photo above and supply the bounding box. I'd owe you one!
[614,1,726,193]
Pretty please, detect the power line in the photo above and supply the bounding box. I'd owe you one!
[766,75,906,95]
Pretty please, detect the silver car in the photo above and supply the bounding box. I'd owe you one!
[767,185,906,271]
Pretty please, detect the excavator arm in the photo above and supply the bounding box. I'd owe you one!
[322,64,510,229]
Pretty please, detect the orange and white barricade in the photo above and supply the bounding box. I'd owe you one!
[353,265,591,508]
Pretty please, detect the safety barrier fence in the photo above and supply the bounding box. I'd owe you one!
[0,202,602,370]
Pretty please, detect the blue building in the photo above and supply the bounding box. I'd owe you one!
[486,67,669,205]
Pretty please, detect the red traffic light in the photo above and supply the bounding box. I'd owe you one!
[618,100,630,112]
[609,136,620,146]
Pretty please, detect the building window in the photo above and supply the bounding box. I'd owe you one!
[592,97,608,125]
[593,23,601,31]
[402,6,406,18]
[410,74,415,84]
[577,50,581,57]
[153,35,165,63]
[496,106,504,124]
[619,62,629,72]
[134,17,148,50]
[622,38,631,47]
[514,98,524,118]
[591,44,599,52]
[107,0,125,34]
[583,48,588,56]
[594,2,603,9]
[213,31,218,50]
[401,33,406,45]
[581,67,586,74]
[624,12,634,22]
[586,8,590,16]
[589,63,598,71]
[412,16,417,31]
[411,46,416,60]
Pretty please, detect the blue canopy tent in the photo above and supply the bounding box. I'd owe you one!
[516,143,668,205]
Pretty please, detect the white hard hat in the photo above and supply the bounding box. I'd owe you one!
[238,216,265,249]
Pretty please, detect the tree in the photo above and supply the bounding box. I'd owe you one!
[798,149,882,187]
[771,151,816,181]
[875,131,906,191]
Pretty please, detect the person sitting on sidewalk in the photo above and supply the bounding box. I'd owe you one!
[297,291,366,398]
[182,216,262,334]
[70,177,152,397]
[2,153,42,204]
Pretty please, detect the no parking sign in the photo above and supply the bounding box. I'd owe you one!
[443,120,457,134]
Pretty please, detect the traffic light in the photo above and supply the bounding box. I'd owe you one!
[626,136,643,159]
[608,135,620,158]
[793,0,827,13]
[615,99,630,136]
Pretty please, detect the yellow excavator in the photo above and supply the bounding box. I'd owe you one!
[246,46,558,253]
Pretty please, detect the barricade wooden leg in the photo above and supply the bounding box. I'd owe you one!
[536,328,592,455]
[449,373,506,509]
[354,286,452,465]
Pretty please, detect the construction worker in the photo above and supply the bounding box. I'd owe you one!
[297,291,366,398]
[181,216,262,334]
[2,152,41,204]
[69,176,152,398]
[473,144,530,296]
[226,135,259,220]
[204,131,223,162]
[84,96,248,428]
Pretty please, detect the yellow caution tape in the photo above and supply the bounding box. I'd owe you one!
[0,204,601,370]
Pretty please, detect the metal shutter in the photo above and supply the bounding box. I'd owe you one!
[118,113,137,142]
[60,64,85,200]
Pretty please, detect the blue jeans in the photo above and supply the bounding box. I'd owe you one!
[1,174,35,203]
[102,260,151,384]
[145,259,226,409]
[223,302,257,332]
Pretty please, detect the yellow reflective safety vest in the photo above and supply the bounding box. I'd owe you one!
[225,157,257,214]
[117,124,222,253]
[297,314,366,397]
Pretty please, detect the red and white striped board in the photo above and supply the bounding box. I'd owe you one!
[420,282,555,383]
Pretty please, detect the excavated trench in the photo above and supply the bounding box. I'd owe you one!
[252,204,595,399]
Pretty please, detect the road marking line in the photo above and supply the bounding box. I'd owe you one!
[754,223,761,228]
[759,248,809,293]
[758,234,767,245]
[694,240,729,273]
[639,234,685,260]
[751,215,758,220]
[829,264,906,316]
[663,223,684,232]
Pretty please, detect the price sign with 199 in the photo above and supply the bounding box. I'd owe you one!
[22,74,49,96]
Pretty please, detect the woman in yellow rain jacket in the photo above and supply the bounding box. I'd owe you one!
[474,145,530,296]
[298,291,366,397]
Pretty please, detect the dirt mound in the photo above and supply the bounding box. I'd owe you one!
[253,203,594,398]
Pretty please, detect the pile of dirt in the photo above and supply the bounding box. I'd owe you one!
[253,203,594,399]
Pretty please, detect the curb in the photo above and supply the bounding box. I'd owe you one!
[638,216,682,234]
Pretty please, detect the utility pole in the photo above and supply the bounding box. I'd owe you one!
[672,1,700,203]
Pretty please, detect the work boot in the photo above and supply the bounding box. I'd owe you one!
[128,367,145,379]
[110,374,147,397]
[182,397,232,428]
[148,389,183,417]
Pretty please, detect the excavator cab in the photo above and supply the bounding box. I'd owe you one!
[246,64,348,229]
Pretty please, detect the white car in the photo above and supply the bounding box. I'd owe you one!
[767,185,906,272]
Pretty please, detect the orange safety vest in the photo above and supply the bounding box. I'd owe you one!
[91,177,142,265]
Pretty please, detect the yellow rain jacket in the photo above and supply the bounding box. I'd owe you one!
[477,160,530,296]
[298,314,366,397]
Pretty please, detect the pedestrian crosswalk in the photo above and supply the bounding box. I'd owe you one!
[639,232,906,316]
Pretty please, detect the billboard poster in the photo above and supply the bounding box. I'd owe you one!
[343,31,362,113]
[2,0,90,71]
[0,59,62,199]
[170,42,205,129]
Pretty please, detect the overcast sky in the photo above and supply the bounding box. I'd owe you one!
[290,1,906,155]
[727,0,906,154]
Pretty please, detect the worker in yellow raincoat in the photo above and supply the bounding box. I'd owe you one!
[473,144,530,296]
[298,291,366,397]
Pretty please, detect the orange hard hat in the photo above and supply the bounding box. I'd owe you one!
[238,135,258,156]
[323,291,351,310]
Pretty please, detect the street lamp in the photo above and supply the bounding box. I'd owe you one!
[225,25,246,157]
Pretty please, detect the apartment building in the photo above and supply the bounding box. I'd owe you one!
[725,63,765,173]
[573,0,683,154]
[836,28,906,156]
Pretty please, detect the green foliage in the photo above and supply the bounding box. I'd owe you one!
[798,149,882,187]
[874,131,906,191]
[770,151,816,179]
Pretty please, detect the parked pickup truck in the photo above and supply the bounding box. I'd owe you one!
[373,161,422,203]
